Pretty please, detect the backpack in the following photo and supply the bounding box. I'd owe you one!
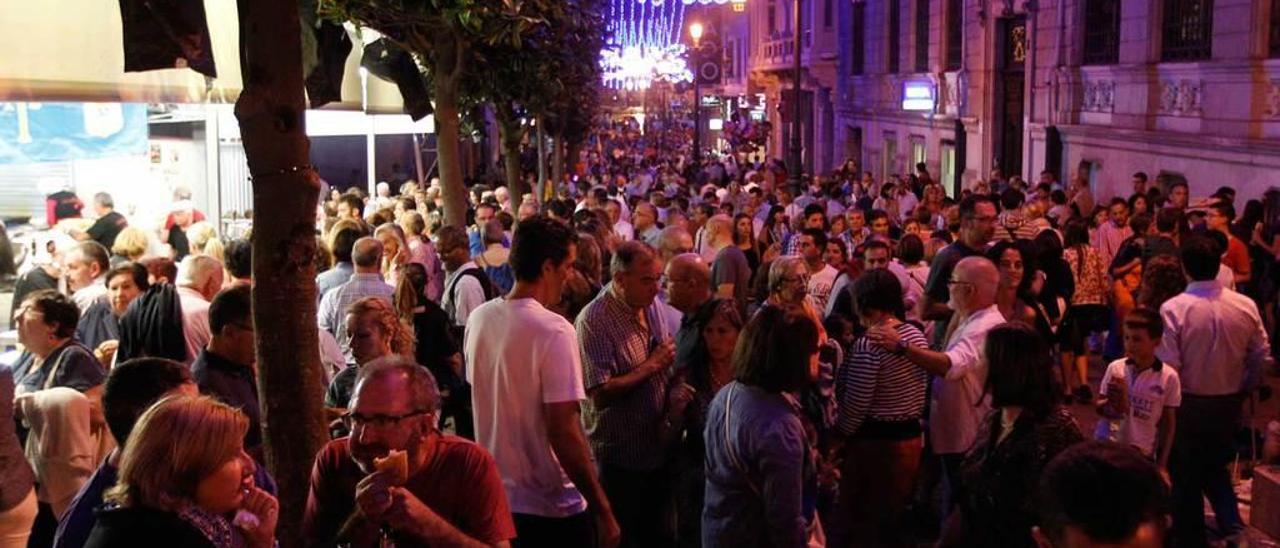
[445,267,497,337]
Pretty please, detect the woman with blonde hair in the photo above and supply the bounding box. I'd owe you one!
[85,395,277,548]
[323,297,413,411]
[186,222,224,263]
[398,211,444,301]
[373,223,409,286]
[110,227,149,266]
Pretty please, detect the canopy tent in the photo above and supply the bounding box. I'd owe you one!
[0,0,409,113]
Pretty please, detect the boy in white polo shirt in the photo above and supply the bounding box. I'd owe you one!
[1095,307,1181,471]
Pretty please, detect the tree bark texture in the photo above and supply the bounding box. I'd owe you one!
[495,103,526,209]
[551,134,565,191]
[433,35,468,228]
[235,0,326,544]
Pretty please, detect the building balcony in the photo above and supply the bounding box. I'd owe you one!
[752,30,819,72]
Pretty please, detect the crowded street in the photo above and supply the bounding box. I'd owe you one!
[4,0,1280,547]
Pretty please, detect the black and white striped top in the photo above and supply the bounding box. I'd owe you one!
[836,322,930,437]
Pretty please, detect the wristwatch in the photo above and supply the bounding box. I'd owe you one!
[894,339,909,354]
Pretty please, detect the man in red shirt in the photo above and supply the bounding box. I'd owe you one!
[303,356,515,547]
[1206,201,1250,286]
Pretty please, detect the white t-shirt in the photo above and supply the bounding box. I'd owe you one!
[1094,358,1182,456]
[807,263,840,313]
[464,297,589,518]
[1216,263,1236,291]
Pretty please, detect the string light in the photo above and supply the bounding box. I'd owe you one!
[601,0,694,90]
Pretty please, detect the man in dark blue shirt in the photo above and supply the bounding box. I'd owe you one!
[191,284,261,448]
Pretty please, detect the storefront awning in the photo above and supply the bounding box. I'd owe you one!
[0,0,410,113]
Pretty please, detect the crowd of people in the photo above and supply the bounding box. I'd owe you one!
[1,117,1278,548]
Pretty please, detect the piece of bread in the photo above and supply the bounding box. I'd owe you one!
[373,449,408,485]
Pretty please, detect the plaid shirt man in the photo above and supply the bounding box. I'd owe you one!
[576,283,672,471]
[318,272,394,363]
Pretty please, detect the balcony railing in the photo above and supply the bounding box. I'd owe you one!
[755,31,815,70]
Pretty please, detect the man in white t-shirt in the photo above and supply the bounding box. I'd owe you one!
[1095,308,1180,469]
[465,216,620,548]
[798,228,839,312]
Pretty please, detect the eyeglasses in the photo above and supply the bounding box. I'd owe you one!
[947,279,973,288]
[340,410,430,431]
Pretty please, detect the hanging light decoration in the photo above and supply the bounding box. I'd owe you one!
[601,0,695,90]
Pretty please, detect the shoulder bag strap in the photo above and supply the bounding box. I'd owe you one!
[723,384,763,496]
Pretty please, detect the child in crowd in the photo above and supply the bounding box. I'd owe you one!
[1095,307,1181,471]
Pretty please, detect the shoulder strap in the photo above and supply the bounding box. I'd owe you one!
[42,342,90,391]
[723,384,763,496]
[448,267,496,305]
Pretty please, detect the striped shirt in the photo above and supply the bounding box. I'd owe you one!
[317,272,394,363]
[836,322,929,436]
[576,283,672,471]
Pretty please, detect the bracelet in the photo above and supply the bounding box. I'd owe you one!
[249,164,316,180]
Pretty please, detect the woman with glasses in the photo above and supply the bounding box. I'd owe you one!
[85,396,277,548]
[661,299,745,547]
[703,305,822,547]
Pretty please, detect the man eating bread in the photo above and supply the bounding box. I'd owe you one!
[302,356,515,547]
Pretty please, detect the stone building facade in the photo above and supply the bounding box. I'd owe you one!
[831,0,1280,201]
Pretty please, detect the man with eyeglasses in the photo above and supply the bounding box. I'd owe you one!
[867,256,1003,517]
[304,356,516,547]
[666,254,715,372]
[577,241,677,547]
[921,194,997,347]
[191,284,262,449]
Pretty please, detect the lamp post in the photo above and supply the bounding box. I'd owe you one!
[788,0,803,189]
[690,22,704,168]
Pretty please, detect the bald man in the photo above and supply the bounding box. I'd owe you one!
[318,237,394,362]
[177,255,226,364]
[665,254,715,372]
[867,256,1004,502]
[703,215,750,317]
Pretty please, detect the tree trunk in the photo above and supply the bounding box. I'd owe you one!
[536,116,546,193]
[494,103,525,210]
[433,35,468,228]
[565,139,583,187]
[551,134,565,191]
[234,0,326,544]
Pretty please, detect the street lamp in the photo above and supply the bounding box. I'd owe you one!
[689,21,704,168]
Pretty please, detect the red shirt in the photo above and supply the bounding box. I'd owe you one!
[1223,235,1251,279]
[302,436,516,547]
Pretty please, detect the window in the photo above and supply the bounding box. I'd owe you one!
[911,137,926,166]
[851,2,866,74]
[768,0,777,34]
[941,142,956,197]
[889,0,902,73]
[1083,0,1121,64]
[915,0,931,72]
[1271,0,1280,57]
[945,0,963,70]
[1161,0,1213,61]
[883,136,899,182]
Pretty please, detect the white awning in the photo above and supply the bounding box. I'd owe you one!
[0,0,411,113]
